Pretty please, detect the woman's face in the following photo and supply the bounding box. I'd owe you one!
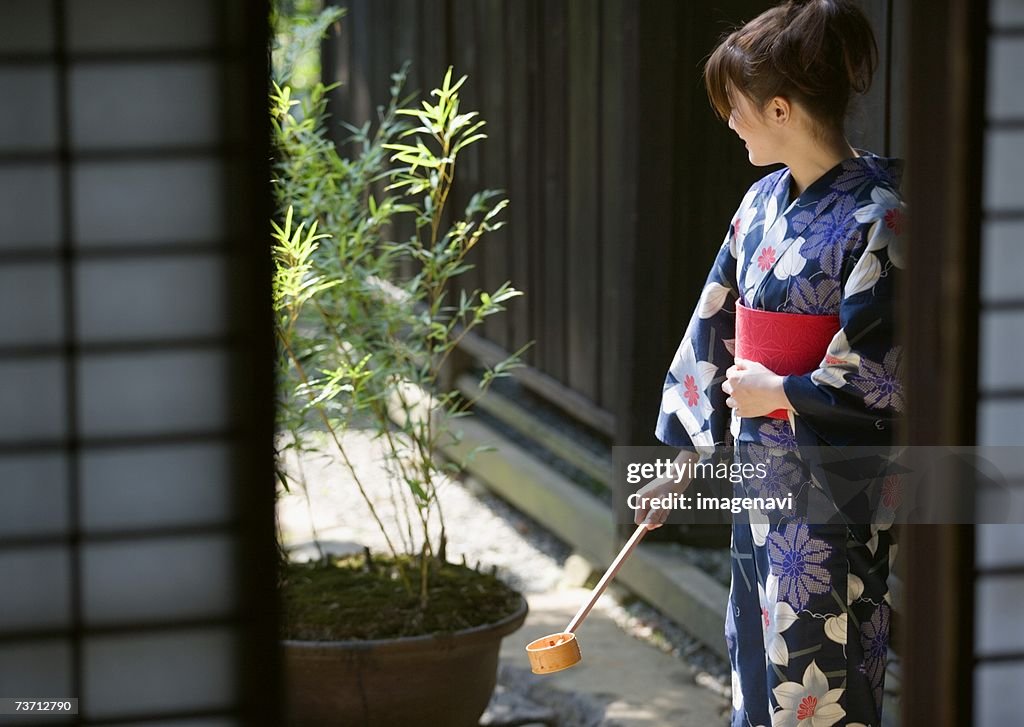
[727,92,784,167]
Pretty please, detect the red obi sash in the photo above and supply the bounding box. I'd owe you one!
[734,301,840,419]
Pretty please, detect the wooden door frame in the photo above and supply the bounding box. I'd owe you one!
[900,0,987,724]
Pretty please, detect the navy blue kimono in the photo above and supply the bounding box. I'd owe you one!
[655,152,905,727]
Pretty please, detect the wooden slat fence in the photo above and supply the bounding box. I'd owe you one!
[321,0,901,446]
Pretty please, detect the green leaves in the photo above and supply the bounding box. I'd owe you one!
[384,65,489,205]
[271,37,527,574]
[271,205,340,316]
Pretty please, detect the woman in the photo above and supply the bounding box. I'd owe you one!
[634,1,905,725]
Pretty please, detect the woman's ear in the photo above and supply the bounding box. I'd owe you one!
[768,96,791,126]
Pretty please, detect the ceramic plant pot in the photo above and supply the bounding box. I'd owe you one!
[283,595,528,727]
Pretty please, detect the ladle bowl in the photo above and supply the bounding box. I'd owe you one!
[526,632,581,674]
[525,521,651,675]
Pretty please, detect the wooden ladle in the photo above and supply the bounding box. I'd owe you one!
[526,520,651,674]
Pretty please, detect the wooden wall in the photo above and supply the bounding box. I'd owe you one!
[321,0,904,446]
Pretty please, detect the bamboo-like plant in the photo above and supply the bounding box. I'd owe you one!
[271,6,528,613]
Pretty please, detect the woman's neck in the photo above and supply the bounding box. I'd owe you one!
[786,136,859,199]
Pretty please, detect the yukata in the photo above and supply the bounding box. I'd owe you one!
[654,152,905,727]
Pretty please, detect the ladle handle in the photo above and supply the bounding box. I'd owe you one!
[564,521,651,634]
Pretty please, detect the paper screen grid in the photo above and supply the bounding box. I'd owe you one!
[0,1,273,724]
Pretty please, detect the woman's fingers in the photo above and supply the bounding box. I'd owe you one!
[640,507,666,530]
[724,369,747,412]
[634,491,671,529]
[634,503,664,527]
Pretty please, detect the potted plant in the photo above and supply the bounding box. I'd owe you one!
[270,6,530,725]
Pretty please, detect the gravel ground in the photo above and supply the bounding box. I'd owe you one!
[278,428,572,595]
[276,427,732,714]
[672,539,732,587]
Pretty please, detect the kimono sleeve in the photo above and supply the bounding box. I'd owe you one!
[654,223,740,458]
[782,198,906,448]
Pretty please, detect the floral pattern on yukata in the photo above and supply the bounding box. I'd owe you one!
[655,151,905,726]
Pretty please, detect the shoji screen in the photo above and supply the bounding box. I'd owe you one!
[0,1,278,724]
[975,0,1024,724]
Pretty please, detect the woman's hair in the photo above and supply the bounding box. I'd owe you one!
[704,0,878,135]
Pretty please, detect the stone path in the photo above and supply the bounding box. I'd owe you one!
[488,589,730,726]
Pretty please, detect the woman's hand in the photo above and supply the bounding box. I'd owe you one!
[633,450,699,530]
[722,357,793,418]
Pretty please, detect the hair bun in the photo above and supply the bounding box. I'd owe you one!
[703,0,878,133]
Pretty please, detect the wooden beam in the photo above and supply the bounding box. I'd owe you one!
[456,328,617,436]
[454,373,612,487]
[900,0,987,723]
[899,525,975,725]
